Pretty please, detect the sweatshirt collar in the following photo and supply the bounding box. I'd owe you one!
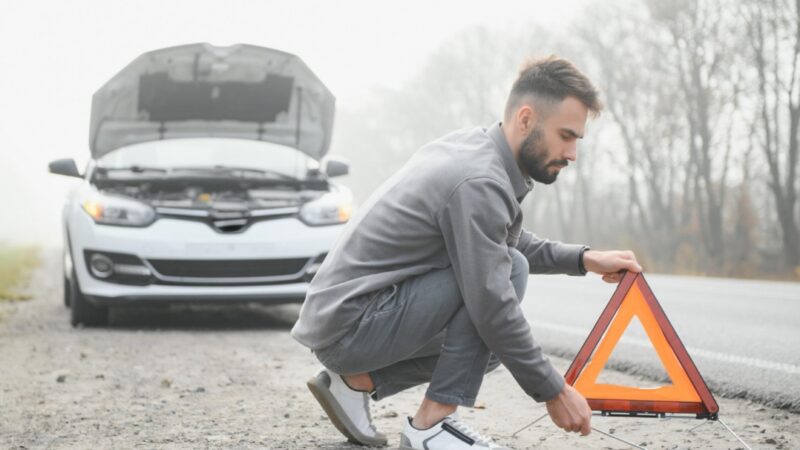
[487,121,533,201]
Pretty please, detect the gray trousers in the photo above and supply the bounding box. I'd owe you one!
[314,248,529,407]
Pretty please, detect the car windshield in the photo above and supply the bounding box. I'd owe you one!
[96,138,316,179]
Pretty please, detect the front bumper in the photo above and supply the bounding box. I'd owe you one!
[68,210,343,305]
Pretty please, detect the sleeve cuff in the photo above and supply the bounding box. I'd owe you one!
[553,243,588,276]
[528,363,566,402]
[578,246,590,276]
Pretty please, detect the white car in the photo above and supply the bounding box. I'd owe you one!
[49,43,352,327]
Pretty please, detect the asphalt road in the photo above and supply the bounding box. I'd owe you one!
[522,272,800,412]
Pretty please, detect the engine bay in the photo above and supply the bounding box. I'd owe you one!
[94,177,326,211]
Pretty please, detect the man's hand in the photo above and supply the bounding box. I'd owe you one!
[545,383,592,435]
[583,250,643,283]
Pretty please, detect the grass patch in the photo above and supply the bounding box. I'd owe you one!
[0,245,40,302]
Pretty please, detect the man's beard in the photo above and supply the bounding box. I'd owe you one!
[519,125,568,185]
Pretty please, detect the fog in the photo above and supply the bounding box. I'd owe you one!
[0,0,585,246]
[4,0,797,279]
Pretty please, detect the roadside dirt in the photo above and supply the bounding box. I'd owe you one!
[1,250,798,449]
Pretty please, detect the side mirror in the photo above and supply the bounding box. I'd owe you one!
[323,156,350,178]
[48,159,82,178]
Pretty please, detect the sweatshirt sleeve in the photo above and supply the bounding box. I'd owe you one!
[436,177,564,402]
[515,229,588,275]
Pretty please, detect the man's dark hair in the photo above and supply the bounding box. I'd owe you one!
[504,55,603,120]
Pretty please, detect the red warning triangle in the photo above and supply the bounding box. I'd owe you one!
[564,271,719,418]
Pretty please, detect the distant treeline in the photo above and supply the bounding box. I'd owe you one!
[334,0,800,280]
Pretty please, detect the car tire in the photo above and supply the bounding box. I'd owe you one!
[63,275,72,308]
[70,269,108,327]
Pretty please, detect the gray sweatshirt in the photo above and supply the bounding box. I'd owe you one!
[291,122,587,401]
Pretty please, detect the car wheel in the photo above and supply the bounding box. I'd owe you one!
[70,269,108,327]
[63,275,72,308]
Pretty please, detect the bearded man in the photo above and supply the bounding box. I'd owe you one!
[291,56,642,449]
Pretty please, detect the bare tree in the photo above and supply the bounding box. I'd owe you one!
[741,0,800,270]
[644,0,746,269]
[573,1,696,270]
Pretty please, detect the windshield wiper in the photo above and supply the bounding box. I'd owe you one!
[171,165,300,181]
[96,165,168,174]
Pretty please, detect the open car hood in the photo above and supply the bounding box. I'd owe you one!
[90,43,335,160]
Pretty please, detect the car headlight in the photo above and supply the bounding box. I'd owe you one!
[81,193,156,227]
[299,192,352,226]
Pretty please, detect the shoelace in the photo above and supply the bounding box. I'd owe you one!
[446,416,495,445]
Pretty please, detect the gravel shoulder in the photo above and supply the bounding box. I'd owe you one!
[1,250,798,449]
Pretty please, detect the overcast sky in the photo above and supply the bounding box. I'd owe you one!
[0,0,586,245]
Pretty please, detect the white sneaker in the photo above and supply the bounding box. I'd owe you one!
[399,414,510,450]
[306,369,387,446]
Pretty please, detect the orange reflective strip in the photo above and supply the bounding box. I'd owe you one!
[573,282,701,403]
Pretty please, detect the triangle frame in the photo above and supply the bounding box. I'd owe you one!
[564,271,719,418]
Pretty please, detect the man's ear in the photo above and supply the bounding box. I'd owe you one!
[516,104,537,134]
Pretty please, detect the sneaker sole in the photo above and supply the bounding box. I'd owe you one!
[398,433,414,450]
[306,371,388,446]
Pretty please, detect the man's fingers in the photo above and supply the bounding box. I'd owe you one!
[580,416,592,435]
[553,416,582,434]
[559,421,576,433]
[566,420,590,435]
[621,252,643,272]
[626,259,643,272]
[602,272,621,283]
[580,423,591,435]
[547,383,593,436]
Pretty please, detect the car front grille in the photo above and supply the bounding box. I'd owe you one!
[146,258,310,280]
